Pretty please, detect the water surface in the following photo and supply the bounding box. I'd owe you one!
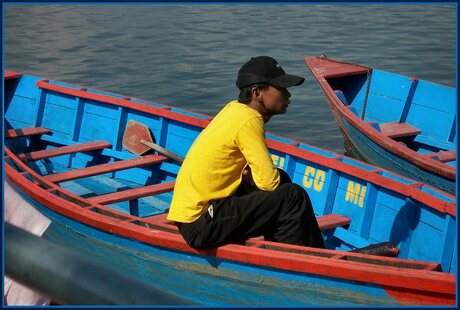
[4,4,456,153]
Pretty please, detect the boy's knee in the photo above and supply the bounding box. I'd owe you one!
[279,183,307,198]
[280,183,315,210]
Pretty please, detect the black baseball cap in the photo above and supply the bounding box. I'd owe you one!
[236,56,305,89]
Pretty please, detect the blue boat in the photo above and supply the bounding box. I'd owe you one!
[305,56,456,195]
[4,70,456,306]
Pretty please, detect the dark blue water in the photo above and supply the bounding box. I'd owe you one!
[4,4,456,153]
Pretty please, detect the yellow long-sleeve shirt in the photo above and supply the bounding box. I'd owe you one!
[167,100,280,223]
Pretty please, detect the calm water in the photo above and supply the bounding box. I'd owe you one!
[3,5,458,306]
[4,4,456,153]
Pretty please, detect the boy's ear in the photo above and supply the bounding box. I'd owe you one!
[251,87,261,99]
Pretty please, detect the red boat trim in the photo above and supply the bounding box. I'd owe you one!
[4,70,22,80]
[302,56,369,79]
[304,56,455,181]
[36,80,211,129]
[4,147,455,305]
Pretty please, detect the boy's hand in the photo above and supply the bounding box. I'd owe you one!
[240,166,257,193]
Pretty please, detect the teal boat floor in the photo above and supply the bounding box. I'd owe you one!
[29,160,171,217]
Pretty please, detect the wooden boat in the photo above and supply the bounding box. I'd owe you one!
[4,70,456,306]
[305,56,456,195]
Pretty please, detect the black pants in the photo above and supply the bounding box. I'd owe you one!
[178,170,325,250]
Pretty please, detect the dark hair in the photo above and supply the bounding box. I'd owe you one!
[238,83,269,104]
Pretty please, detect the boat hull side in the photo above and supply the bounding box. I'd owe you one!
[331,102,455,194]
[4,180,428,306]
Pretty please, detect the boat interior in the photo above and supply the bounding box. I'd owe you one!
[326,71,456,167]
[4,73,456,276]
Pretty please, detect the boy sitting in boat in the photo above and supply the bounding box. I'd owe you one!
[167,56,324,250]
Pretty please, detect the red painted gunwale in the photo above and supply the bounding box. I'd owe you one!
[36,80,211,129]
[4,72,456,305]
[304,56,455,182]
[4,70,22,80]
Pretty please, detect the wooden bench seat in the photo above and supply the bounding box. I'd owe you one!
[45,154,168,183]
[87,181,175,205]
[316,213,351,231]
[140,213,398,257]
[5,127,50,139]
[424,150,456,163]
[379,122,421,139]
[17,140,112,162]
[140,212,176,231]
[141,213,351,234]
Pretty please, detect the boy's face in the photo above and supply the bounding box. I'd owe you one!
[260,85,291,116]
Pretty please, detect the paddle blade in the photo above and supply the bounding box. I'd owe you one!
[122,120,154,155]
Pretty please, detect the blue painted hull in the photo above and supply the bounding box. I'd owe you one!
[4,70,456,305]
[7,181,400,306]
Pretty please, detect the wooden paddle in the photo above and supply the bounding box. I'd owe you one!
[122,119,184,163]
[122,120,256,190]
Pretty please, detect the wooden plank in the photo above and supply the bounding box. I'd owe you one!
[306,57,369,79]
[317,214,351,231]
[45,154,168,183]
[17,141,112,162]
[5,127,50,139]
[379,122,421,139]
[424,150,456,163]
[142,212,351,235]
[140,213,175,230]
[88,181,175,205]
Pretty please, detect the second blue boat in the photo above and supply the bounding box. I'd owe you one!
[305,56,456,194]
